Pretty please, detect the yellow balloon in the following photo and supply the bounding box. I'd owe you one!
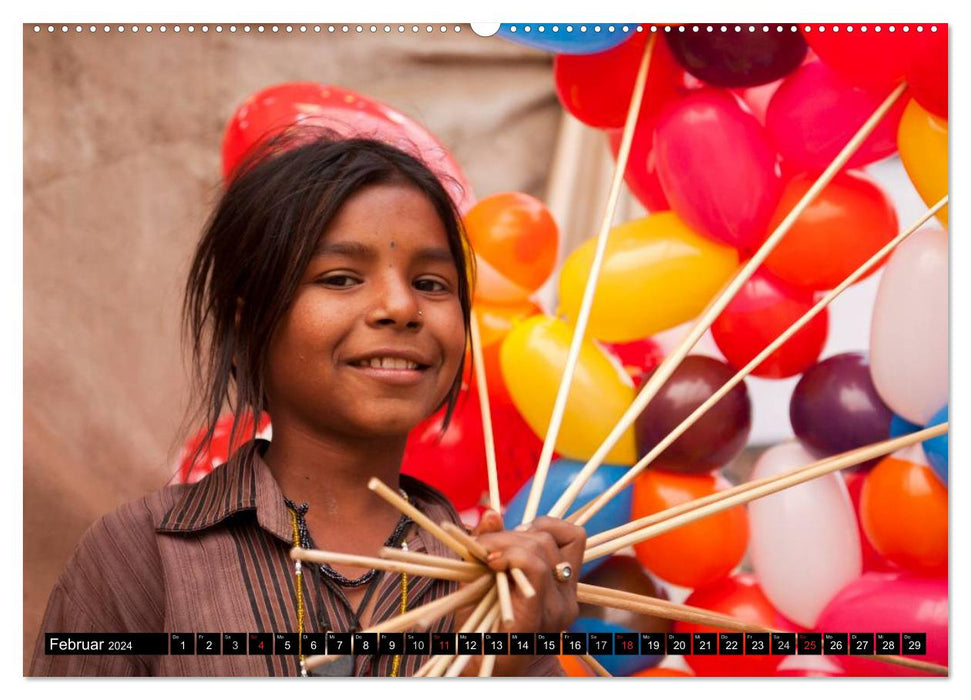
[558,212,739,342]
[499,315,637,464]
[898,99,948,226]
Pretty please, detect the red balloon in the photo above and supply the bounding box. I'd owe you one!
[606,124,670,213]
[763,170,899,292]
[804,27,917,91]
[401,382,545,510]
[601,336,665,386]
[654,90,782,253]
[554,31,683,129]
[907,27,948,118]
[221,82,475,211]
[177,411,272,484]
[765,61,906,173]
[674,574,795,676]
[711,271,828,379]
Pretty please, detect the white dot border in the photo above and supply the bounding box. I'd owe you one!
[28,23,944,35]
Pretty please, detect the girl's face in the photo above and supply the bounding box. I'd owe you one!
[265,183,467,440]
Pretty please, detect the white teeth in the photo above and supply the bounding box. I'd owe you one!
[360,357,419,370]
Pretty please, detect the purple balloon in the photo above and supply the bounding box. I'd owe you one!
[790,352,893,465]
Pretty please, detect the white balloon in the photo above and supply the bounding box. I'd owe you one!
[870,227,948,425]
[749,442,862,628]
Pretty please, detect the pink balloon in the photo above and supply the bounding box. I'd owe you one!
[765,61,906,173]
[815,573,947,676]
[654,90,782,253]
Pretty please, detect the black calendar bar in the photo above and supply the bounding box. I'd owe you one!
[44,630,930,656]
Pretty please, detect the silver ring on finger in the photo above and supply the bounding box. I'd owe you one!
[554,561,573,582]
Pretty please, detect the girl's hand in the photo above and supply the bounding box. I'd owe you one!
[459,509,586,675]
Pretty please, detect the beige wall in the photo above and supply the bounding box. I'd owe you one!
[23,24,562,671]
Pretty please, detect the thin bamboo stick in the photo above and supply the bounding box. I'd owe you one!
[580,654,612,677]
[379,546,482,573]
[471,312,501,511]
[469,311,536,613]
[584,423,947,562]
[291,547,480,582]
[521,33,659,525]
[572,196,947,526]
[546,81,910,520]
[368,477,473,561]
[579,583,772,632]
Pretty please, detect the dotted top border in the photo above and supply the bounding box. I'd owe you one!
[30,23,943,35]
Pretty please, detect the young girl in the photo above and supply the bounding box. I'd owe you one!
[30,131,585,677]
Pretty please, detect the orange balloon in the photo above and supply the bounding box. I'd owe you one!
[859,455,948,576]
[763,170,899,292]
[633,667,694,677]
[464,193,558,300]
[557,654,594,677]
[474,300,542,402]
[632,471,748,588]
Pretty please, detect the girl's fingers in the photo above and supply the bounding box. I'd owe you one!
[470,509,504,537]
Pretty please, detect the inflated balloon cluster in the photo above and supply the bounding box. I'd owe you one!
[177,24,948,676]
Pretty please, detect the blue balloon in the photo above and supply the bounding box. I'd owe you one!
[503,459,633,577]
[923,405,948,485]
[496,24,634,55]
[889,413,921,438]
[568,617,663,676]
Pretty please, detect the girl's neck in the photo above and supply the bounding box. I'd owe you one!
[261,423,406,523]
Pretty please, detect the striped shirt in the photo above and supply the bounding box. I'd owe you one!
[30,439,563,677]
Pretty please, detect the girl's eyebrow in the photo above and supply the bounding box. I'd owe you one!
[314,241,454,265]
[314,240,376,259]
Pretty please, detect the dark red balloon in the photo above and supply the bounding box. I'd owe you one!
[606,123,670,212]
[665,26,807,87]
[711,271,829,379]
[579,556,672,634]
[790,353,894,463]
[554,30,684,129]
[634,355,751,473]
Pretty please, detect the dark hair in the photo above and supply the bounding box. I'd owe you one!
[181,128,475,471]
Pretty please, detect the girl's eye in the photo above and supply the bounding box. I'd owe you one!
[414,278,449,293]
[319,274,361,288]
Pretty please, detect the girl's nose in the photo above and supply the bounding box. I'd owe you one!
[365,275,422,330]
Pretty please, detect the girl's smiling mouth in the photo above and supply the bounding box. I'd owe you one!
[345,349,434,385]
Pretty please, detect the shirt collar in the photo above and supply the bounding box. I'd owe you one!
[156,439,466,560]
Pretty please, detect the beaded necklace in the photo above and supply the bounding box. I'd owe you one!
[287,500,410,677]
